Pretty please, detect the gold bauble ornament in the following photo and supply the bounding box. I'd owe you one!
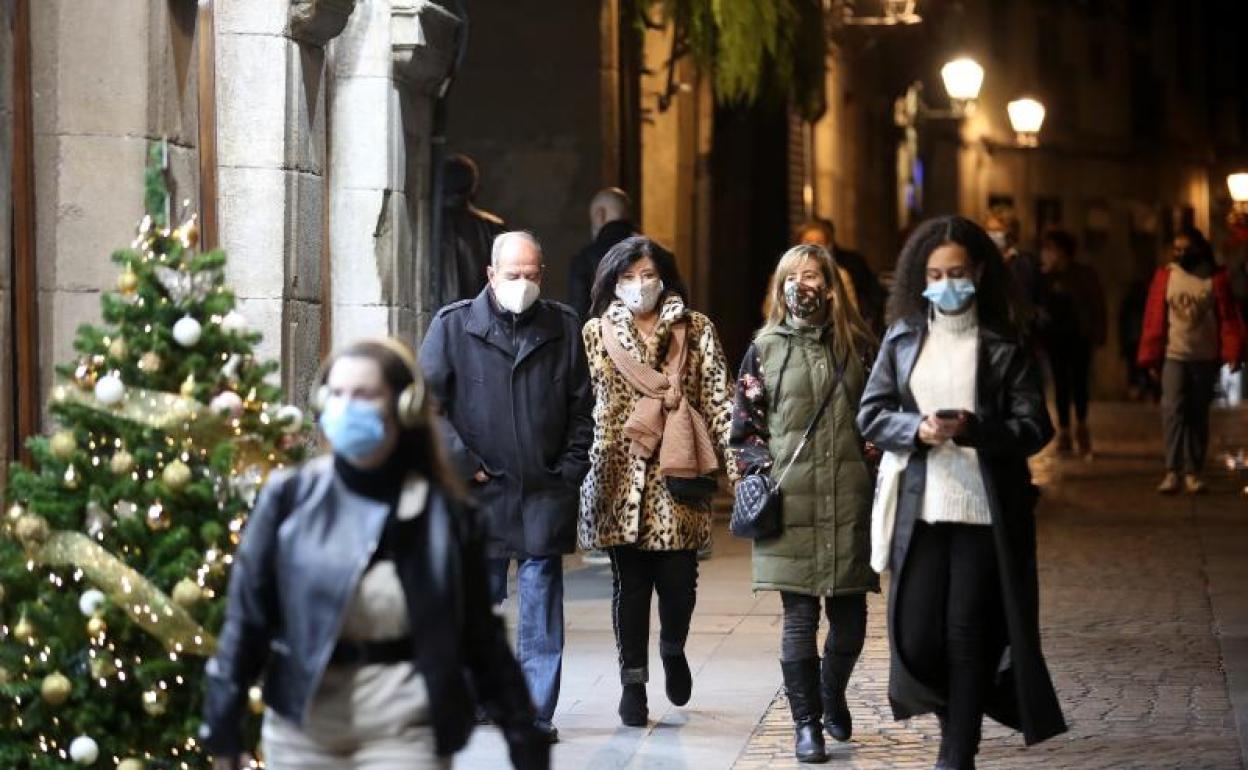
[86,616,108,637]
[72,361,99,391]
[162,460,192,491]
[14,514,51,547]
[172,578,203,609]
[110,450,135,475]
[41,672,73,706]
[63,463,81,490]
[179,217,200,249]
[117,267,140,295]
[248,685,265,715]
[141,688,168,716]
[5,502,26,535]
[13,615,37,644]
[146,502,171,531]
[108,337,129,360]
[138,352,162,374]
[50,430,78,460]
[118,760,145,770]
[0,665,10,685]
[89,656,117,679]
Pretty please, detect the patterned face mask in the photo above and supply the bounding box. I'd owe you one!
[784,281,826,320]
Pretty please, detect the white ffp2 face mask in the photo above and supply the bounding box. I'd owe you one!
[615,278,664,315]
[494,278,540,314]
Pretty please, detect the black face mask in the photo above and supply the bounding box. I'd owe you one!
[1177,251,1203,272]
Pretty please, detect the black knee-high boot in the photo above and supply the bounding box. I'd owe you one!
[781,659,828,764]
[820,652,857,742]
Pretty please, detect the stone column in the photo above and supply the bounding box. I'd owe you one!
[29,0,201,404]
[214,0,334,401]
[329,0,459,347]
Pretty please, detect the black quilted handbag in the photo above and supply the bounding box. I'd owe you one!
[730,355,846,541]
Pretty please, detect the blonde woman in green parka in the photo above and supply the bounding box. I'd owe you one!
[730,244,879,764]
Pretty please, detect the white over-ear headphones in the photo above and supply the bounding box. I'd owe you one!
[311,338,427,430]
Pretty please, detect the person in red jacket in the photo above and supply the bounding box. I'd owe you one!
[1137,226,1246,494]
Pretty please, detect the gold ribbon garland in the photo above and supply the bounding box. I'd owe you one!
[35,530,217,656]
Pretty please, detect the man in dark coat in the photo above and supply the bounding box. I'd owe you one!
[568,187,638,320]
[857,316,1067,753]
[420,231,594,742]
[437,154,506,307]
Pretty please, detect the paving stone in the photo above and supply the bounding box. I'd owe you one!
[734,404,1245,770]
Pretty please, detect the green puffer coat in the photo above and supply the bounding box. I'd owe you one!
[733,323,878,597]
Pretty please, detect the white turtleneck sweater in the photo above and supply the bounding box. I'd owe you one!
[909,307,992,526]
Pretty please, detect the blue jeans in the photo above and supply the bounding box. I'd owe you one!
[488,556,564,726]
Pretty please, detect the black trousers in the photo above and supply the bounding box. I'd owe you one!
[779,592,867,663]
[897,521,1002,765]
[608,546,698,684]
[1048,337,1092,428]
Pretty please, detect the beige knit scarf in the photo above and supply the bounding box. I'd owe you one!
[599,315,719,479]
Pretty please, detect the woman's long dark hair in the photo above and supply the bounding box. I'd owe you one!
[887,215,1030,334]
[588,236,690,318]
[318,339,466,502]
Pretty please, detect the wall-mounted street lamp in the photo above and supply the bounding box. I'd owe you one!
[896,56,985,129]
[836,0,922,26]
[1228,173,1248,205]
[1228,172,1248,238]
[940,58,985,117]
[1007,97,1046,147]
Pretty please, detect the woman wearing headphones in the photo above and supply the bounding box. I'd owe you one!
[201,339,547,770]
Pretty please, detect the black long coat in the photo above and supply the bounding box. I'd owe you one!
[420,290,595,558]
[857,315,1067,746]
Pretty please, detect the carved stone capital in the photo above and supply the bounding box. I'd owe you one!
[392,0,463,93]
[289,0,357,47]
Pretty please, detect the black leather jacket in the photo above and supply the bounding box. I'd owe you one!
[200,455,541,763]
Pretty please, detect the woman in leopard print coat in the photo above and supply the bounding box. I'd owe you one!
[579,236,738,728]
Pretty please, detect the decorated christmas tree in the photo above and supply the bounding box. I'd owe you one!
[1,143,308,769]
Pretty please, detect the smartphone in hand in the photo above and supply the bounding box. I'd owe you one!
[934,409,967,421]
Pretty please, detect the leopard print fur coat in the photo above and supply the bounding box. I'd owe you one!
[579,296,738,551]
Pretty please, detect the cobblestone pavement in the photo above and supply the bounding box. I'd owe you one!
[735,404,1246,770]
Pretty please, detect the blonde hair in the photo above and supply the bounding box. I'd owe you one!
[760,244,876,361]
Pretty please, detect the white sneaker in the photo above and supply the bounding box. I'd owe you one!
[1157,472,1180,494]
[1183,474,1206,494]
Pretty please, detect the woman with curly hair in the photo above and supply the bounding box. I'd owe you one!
[730,244,878,763]
[857,216,1065,769]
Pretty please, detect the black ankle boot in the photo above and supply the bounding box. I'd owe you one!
[661,652,692,706]
[820,653,857,742]
[781,659,829,764]
[619,683,648,727]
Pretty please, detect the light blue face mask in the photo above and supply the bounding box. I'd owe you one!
[922,278,976,313]
[318,397,388,461]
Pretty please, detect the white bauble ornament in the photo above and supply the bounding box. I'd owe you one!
[79,589,107,617]
[210,391,244,417]
[69,735,99,764]
[172,315,203,347]
[276,405,304,434]
[94,375,125,406]
[220,310,249,334]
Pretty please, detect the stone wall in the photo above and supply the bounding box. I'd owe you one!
[215,0,329,403]
[29,0,201,404]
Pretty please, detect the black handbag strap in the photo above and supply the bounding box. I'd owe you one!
[774,353,849,485]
